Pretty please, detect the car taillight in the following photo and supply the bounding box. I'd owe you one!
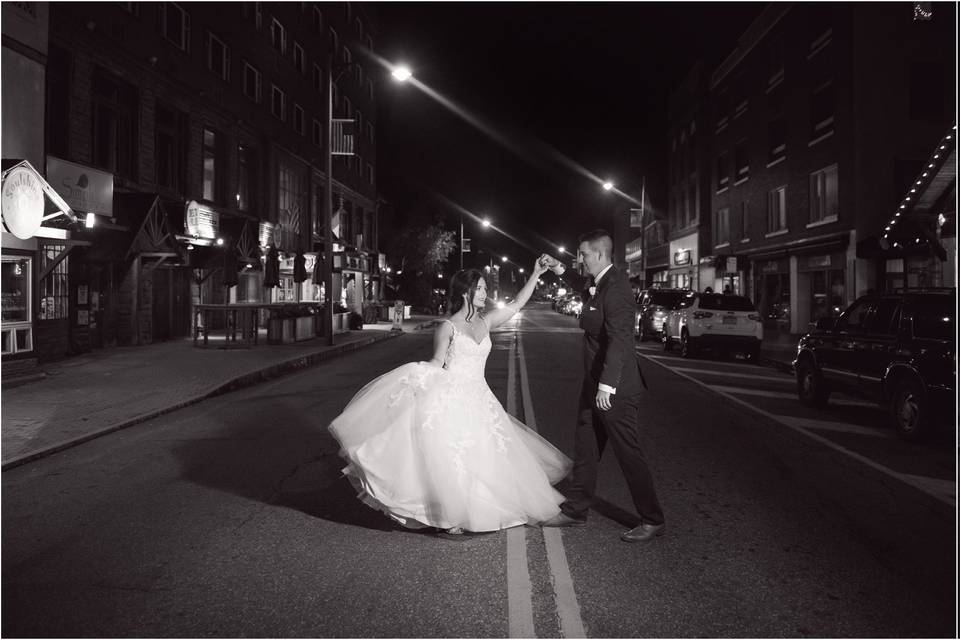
[747,314,761,321]
[692,311,713,319]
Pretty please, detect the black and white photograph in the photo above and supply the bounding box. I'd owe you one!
[1,1,956,637]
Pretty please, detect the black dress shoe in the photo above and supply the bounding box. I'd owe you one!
[541,512,587,527]
[620,522,665,543]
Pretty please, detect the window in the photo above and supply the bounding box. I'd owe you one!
[202,129,220,202]
[740,202,749,240]
[367,122,374,141]
[312,6,323,32]
[768,36,785,88]
[242,2,262,29]
[2,256,33,355]
[270,18,286,55]
[367,78,374,100]
[809,164,838,223]
[768,117,786,164]
[355,154,363,175]
[355,16,363,36]
[355,110,363,134]
[92,70,138,179]
[118,2,141,16]
[45,44,71,159]
[342,46,351,68]
[807,5,832,55]
[312,119,322,146]
[354,63,363,84]
[39,245,69,321]
[365,35,373,51]
[277,161,306,251]
[367,162,374,184]
[313,63,323,92]
[716,152,729,191]
[206,31,230,80]
[715,207,730,246]
[237,144,257,212]
[159,2,190,51]
[343,96,352,119]
[330,28,338,57]
[908,60,946,120]
[271,85,286,120]
[155,102,185,192]
[810,81,834,140]
[810,269,846,322]
[293,104,305,135]
[767,186,787,233]
[686,183,696,226]
[293,42,305,74]
[734,139,749,182]
[243,62,261,102]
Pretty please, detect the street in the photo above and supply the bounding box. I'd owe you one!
[2,306,955,637]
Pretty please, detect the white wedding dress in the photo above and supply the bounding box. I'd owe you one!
[329,319,571,532]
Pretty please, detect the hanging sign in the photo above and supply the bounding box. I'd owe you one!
[673,249,691,266]
[1,166,44,239]
[46,156,113,216]
[185,200,219,239]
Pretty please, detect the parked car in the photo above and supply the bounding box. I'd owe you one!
[561,295,582,317]
[663,292,762,359]
[794,288,956,442]
[553,293,575,312]
[635,288,687,341]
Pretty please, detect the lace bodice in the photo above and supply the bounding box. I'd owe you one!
[443,319,491,381]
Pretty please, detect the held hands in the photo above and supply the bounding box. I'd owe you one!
[538,254,561,273]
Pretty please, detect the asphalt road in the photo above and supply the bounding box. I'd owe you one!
[2,305,955,637]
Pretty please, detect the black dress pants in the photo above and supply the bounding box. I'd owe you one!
[561,381,664,525]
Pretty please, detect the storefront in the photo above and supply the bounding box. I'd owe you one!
[753,257,791,332]
[668,233,698,290]
[796,251,846,325]
[1,159,84,363]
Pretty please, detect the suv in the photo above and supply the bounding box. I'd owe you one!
[794,289,956,441]
[635,288,687,341]
[663,292,763,359]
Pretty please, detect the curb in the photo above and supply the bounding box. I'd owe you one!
[1,331,402,471]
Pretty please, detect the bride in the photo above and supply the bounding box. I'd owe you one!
[328,257,571,535]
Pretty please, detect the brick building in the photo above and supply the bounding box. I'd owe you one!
[669,2,955,339]
[4,2,382,363]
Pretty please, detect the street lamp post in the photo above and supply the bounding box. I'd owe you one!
[322,52,339,346]
[604,176,647,287]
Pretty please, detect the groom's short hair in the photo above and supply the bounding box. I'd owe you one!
[579,229,613,256]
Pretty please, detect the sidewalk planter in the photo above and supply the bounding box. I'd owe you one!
[312,311,351,337]
[267,303,336,344]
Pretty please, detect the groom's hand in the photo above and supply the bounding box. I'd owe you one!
[595,389,612,411]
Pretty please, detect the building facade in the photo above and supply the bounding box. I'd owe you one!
[3,2,382,364]
[701,2,954,337]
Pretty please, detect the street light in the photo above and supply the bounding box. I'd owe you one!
[391,65,412,82]
[482,218,491,228]
[603,176,647,287]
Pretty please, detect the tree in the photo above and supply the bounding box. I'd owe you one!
[388,223,456,310]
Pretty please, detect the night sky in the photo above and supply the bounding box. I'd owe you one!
[373,2,763,268]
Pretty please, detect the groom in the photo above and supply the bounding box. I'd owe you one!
[540,229,665,542]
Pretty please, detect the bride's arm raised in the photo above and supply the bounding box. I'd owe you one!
[426,319,454,367]
[483,258,548,330]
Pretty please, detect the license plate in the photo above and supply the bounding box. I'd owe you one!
[722,316,737,324]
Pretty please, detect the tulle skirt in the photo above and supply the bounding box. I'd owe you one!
[328,362,571,532]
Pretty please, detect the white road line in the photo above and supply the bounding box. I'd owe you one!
[639,352,773,370]
[517,327,587,639]
[770,414,896,439]
[506,337,536,639]
[670,367,794,382]
[706,385,797,399]
[641,354,956,508]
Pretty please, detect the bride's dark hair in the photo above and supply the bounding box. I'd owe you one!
[448,269,486,322]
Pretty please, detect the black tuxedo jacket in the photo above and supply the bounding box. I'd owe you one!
[561,266,647,396]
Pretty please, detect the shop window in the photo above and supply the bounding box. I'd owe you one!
[810,81,834,141]
[45,44,71,159]
[734,139,749,183]
[714,207,730,246]
[758,272,790,331]
[39,246,69,321]
[270,18,287,55]
[293,42,305,75]
[92,70,139,179]
[767,117,786,164]
[277,275,296,302]
[810,269,845,322]
[766,186,787,233]
[809,164,838,224]
[715,152,729,192]
[1,256,33,355]
[271,85,286,120]
[202,128,221,203]
[155,102,186,192]
[159,2,190,51]
[237,143,258,212]
[243,62,262,102]
[293,104,305,135]
[206,31,230,81]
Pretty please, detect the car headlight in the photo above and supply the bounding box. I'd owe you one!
[496,301,506,309]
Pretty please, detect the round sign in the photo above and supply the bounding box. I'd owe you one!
[1,167,44,240]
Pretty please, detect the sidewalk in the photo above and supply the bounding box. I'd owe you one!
[0,315,444,470]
